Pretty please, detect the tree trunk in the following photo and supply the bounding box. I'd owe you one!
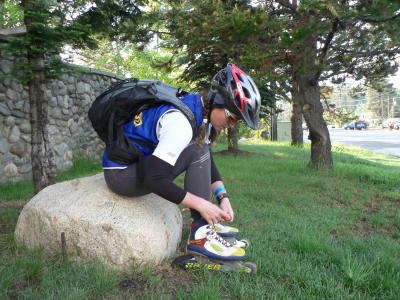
[293,32,332,169]
[290,88,303,146]
[227,126,239,151]
[23,0,57,193]
[295,75,332,169]
[28,57,57,193]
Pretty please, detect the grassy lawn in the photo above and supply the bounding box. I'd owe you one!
[1,141,399,299]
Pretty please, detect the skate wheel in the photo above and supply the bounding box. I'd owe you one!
[239,239,250,249]
[242,262,257,274]
[171,254,196,269]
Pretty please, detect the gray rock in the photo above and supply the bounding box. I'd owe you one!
[11,80,23,93]
[49,96,58,107]
[69,122,79,135]
[77,127,85,136]
[2,126,10,139]
[4,78,11,86]
[21,134,31,143]
[54,157,64,169]
[54,142,69,156]
[23,101,30,114]
[67,75,75,84]
[6,89,18,101]
[0,93,6,101]
[22,90,29,99]
[76,81,86,94]
[81,94,92,106]
[47,125,59,135]
[67,84,75,94]
[20,120,31,133]
[0,137,9,154]
[14,100,24,110]
[4,162,18,177]
[15,173,183,271]
[0,60,13,74]
[58,87,67,96]
[0,103,10,115]
[13,156,30,166]
[44,89,53,99]
[9,126,21,143]
[19,164,32,174]
[10,141,26,158]
[11,110,25,118]
[58,81,66,89]
[50,107,62,119]
[5,116,15,126]
[6,100,14,110]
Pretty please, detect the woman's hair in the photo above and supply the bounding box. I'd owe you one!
[195,93,219,144]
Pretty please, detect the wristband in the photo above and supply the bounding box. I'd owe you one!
[216,192,229,204]
[214,186,226,196]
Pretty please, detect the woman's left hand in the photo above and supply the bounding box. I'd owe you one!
[220,198,234,222]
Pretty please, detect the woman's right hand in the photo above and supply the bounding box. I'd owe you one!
[197,200,230,225]
[181,192,230,225]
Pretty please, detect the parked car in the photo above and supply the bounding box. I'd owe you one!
[394,121,400,130]
[382,118,400,129]
[344,122,355,130]
[344,121,367,130]
[355,120,367,130]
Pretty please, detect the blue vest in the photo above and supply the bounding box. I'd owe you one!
[102,93,204,168]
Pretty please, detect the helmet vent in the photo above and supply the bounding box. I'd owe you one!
[243,88,251,99]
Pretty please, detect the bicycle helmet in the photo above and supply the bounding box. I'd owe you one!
[209,64,261,129]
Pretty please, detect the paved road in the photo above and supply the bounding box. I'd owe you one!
[326,128,400,157]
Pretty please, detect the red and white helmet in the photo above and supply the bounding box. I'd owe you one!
[210,64,261,129]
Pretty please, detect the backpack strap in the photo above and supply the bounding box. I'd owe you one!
[137,80,198,137]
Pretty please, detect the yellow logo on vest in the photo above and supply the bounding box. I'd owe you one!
[134,112,143,127]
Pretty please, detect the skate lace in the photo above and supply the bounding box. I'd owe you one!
[206,225,232,247]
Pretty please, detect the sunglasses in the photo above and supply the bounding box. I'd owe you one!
[224,109,240,122]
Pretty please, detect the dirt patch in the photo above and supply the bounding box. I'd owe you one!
[118,263,196,298]
[350,222,393,237]
[0,199,29,210]
[213,149,263,157]
[383,196,400,208]
[363,201,382,216]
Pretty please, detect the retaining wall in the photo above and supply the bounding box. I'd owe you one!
[0,53,122,183]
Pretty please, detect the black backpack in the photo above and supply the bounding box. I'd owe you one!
[88,79,197,165]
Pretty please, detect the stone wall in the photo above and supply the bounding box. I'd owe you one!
[0,55,122,183]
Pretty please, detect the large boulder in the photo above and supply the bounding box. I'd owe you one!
[15,173,183,271]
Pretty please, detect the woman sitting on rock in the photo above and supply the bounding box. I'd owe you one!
[103,64,261,261]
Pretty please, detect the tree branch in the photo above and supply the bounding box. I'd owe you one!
[317,18,340,73]
[359,12,400,23]
[276,0,297,11]
[329,46,400,57]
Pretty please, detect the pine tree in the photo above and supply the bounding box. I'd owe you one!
[2,0,146,193]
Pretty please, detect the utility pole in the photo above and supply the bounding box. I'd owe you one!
[271,105,278,141]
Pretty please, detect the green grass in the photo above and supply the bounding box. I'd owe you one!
[1,142,399,299]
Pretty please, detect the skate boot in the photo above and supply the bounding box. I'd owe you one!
[187,220,245,261]
[214,223,240,237]
[172,219,257,273]
[214,223,250,249]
